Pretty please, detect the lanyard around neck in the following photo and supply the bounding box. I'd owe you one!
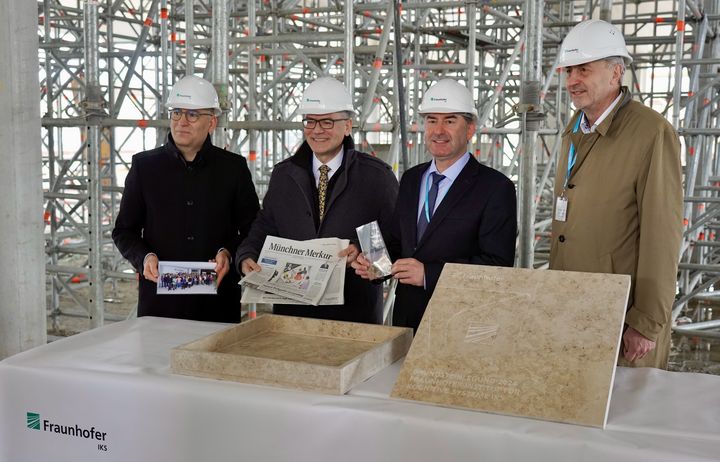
[564,115,583,190]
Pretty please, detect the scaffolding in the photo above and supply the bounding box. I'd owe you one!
[38,0,720,339]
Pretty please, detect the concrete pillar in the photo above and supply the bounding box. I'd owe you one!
[0,0,47,358]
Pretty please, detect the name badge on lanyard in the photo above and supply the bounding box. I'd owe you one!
[555,196,568,222]
[555,115,583,222]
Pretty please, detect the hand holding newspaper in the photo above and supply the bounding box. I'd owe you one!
[239,236,349,306]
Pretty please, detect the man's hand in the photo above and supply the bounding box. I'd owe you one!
[241,257,261,275]
[338,243,360,267]
[392,258,425,287]
[210,249,232,287]
[351,253,372,279]
[622,326,656,362]
[143,254,159,283]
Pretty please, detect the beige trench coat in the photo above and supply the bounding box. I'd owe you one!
[549,87,682,369]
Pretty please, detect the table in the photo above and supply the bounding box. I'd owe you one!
[1,317,719,462]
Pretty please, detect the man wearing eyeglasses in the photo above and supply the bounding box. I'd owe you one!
[113,75,260,322]
[236,77,398,324]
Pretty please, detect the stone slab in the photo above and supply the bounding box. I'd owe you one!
[171,314,413,395]
[391,264,630,428]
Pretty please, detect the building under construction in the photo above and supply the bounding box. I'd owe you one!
[0,1,719,459]
[20,0,718,347]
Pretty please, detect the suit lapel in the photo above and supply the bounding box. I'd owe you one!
[405,163,428,248]
[567,131,600,181]
[415,157,479,250]
[288,159,316,220]
[324,151,352,216]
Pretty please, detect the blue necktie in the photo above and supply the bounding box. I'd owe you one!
[417,172,445,242]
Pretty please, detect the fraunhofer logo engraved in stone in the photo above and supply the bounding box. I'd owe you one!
[464,324,499,344]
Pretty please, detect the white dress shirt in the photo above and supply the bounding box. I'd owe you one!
[416,152,471,221]
[312,147,344,187]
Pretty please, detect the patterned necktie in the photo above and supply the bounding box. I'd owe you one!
[417,172,445,242]
[318,164,330,221]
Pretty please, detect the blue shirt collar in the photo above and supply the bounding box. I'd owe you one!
[427,152,471,181]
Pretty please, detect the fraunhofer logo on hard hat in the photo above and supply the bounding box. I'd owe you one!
[175,92,192,99]
[430,97,448,102]
[305,98,321,103]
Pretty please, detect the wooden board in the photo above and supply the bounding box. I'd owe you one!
[391,264,630,428]
[171,314,413,395]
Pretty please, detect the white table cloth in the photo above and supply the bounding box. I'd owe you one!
[1,317,718,462]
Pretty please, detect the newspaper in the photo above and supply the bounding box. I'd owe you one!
[241,250,347,305]
[240,236,349,306]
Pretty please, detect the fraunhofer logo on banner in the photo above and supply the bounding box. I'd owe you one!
[25,411,109,452]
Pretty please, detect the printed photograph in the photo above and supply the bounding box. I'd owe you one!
[157,261,218,295]
[270,262,311,290]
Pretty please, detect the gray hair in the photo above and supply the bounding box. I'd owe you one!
[604,56,626,87]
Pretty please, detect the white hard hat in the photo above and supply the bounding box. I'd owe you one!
[166,75,221,115]
[298,77,354,115]
[557,19,633,68]
[418,79,478,119]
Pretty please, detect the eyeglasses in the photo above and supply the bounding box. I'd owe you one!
[169,109,214,123]
[302,118,349,129]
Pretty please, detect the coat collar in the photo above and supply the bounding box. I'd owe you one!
[414,155,482,248]
[286,136,358,232]
[165,134,214,168]
[594,87,632,136]
[561,87,633,183]
[562,86,632,137]
[290,135,357,170]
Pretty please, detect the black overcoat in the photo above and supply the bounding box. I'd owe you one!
[236,136,398,324]
[112,135,260,322]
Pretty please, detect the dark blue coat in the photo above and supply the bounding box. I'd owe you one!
[387,155,517,331]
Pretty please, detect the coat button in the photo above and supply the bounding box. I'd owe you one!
[567,184,575,189]
[186,200,194,206]
[187,236,195,241]
[558,235,566,242]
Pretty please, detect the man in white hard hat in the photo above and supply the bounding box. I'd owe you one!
[113,75,260,322]
[353,79,517,331]
[550,20,682,368]
[236,76,398,324]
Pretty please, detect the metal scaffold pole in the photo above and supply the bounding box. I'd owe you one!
[517,0,544,268]
[212,0,229,147]
[83,0,105,328]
